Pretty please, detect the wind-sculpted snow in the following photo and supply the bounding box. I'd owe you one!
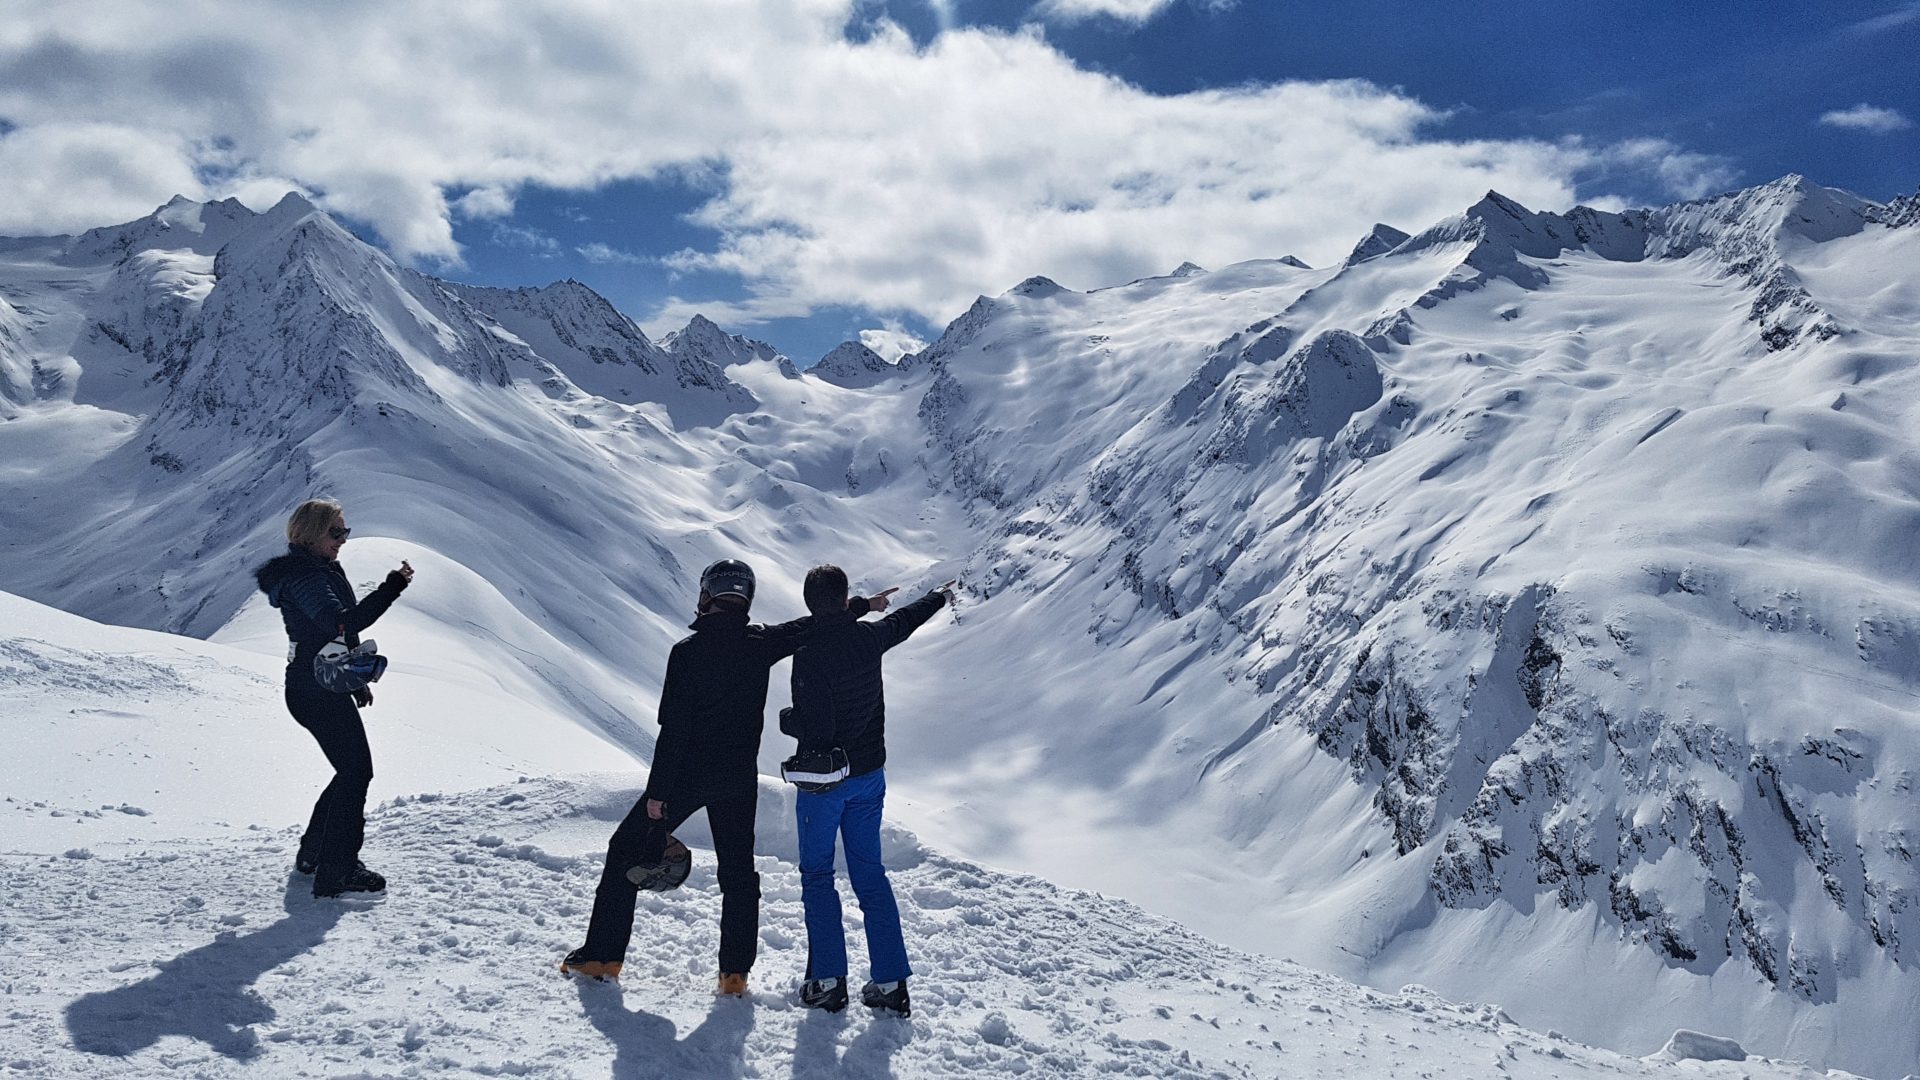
[4,178,1920,1075]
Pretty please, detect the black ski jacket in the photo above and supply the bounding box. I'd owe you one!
[643,599,868,807]
[254,545,408,676]
[789,588,948,778]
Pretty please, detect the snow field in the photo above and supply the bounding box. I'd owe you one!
[0,777,1852,1080]
[5,179,1920,1075]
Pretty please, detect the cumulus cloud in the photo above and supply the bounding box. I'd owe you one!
[859,325,928,362]
[1818,104,1913,134]
[0,123,207,236]
[0,1,1732,327]
[456,187,516,219]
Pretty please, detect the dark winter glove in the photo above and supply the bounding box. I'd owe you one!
[383,570,411,593]
[352,686,374,708]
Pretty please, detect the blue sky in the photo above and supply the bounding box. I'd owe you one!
[2,0,1915,364]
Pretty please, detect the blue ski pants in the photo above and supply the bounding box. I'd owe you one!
[796,768,911,984]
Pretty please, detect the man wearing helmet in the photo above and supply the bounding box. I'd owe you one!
[562,560,894,998]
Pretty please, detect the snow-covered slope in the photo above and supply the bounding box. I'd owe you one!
[892,178,1920,1077]
[3,178,1919,1075]
[0,594,1854,1079]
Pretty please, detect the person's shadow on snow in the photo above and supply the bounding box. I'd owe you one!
[64,874,352,1059]
[793,1004,912,1078]
[575,978,756,1080]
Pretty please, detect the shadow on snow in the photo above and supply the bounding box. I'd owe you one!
[64,875,355,1059]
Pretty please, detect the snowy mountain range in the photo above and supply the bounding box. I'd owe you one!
[2,175,1917,1077]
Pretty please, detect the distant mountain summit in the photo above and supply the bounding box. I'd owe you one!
[810,340,899,387]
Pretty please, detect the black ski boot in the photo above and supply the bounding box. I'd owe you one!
[800,976,848,1012]
[313,864,385,898]
[295,853,318,875]
[861,979,910,1017]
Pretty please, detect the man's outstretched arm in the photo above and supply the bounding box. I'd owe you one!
[756,594,878,663]
[872,581,954,653]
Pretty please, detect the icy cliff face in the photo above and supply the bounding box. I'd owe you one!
[2,179,1918,1075]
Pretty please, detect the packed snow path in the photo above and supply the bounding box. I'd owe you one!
[3,780,1849,1079]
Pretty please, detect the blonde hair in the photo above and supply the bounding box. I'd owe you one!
[286,498,344,548]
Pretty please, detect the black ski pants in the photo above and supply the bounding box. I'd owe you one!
[583,787,761,973]
[285,673,373,881]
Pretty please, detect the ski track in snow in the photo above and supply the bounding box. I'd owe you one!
[0,778,1848,1080]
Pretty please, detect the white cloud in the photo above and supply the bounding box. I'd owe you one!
[491,223,559,253]
[0,123,207,235]
[1034,0,1233,25]
[1843,2,1920,35]
[1600,138,1738,200]
[576,242,647,265]
[0,1,1734,326]
[859,325,927,362]
[1818,104,1913,134]
[456,186,516,219]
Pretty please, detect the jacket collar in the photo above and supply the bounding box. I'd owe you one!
[690,609,751,633]
[286,542,340,567]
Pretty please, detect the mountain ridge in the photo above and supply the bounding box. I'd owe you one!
[2,175,1918,1076]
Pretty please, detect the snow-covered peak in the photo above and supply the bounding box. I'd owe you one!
[1647,174,1874,257]
[1276,254,1313,269]
[1007,274,1070,299]
[448,281,753,418]
[1877,187,1920,228]
[64,194,263,263]
[1347,222,1412,264]
[1169,260,1208,277]
[660,313,783,369]
[809,339,899,387]
[911,294,997,369]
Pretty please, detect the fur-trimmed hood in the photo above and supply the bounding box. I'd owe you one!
[255,545,331,609]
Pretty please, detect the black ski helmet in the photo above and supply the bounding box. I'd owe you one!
[625,836,692,892]
[700,559,755,603]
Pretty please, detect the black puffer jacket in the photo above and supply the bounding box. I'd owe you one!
[643,600,868,807]
[789,589,948,777]
[254,545,408,676]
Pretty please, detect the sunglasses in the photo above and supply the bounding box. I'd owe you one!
[328,526,352,541]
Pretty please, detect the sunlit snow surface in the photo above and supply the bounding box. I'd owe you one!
[2,178,1918,1075]
[0,593,1853,1078]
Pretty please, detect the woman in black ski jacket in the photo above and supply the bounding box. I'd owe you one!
[254,498,414,898]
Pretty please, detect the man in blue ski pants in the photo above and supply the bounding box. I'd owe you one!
[784,565,953,1017]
